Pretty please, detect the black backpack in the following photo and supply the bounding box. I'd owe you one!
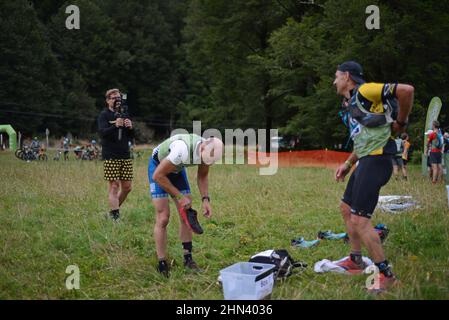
[248,249,307,280]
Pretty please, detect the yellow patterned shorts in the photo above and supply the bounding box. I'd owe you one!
[103,159,133,181]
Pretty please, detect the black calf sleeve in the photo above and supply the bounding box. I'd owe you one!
[182,241,192,252]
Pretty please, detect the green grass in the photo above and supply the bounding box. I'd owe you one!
[0,151,448,299]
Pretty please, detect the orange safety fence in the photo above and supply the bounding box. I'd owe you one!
[247,150,351,169]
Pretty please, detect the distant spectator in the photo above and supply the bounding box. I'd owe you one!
[400,133,411,180]
[392,136,407,180]
[442,132,449,180]
[62,137,70,161]
[427,121,444,184]
[30,137,41,154]
[443,132,449,154]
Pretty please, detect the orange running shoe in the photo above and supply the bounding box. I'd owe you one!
[336,256,367,274]
[367,273,399,294]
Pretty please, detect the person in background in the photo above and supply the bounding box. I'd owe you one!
[63,137,70,161]
[98,88,134,221]
[31,136,41,155]
[441,131,449,180]
[392,135,406,180]
[401,133,411,180]
[427,121,444,184]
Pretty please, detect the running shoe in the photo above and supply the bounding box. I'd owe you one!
[179,207,203,234]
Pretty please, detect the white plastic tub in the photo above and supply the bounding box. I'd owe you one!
[219,262,275,300]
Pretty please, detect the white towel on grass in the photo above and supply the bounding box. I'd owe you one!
[377,195,419,213]
[314,256,373,274]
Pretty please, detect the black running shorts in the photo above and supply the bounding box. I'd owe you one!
[429,152,442,165]
[392,156,404,167]
[342,155,393,219]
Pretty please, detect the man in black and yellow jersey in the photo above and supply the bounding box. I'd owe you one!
[333,61,414,292]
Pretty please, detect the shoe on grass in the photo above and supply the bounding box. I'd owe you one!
[157,260,170,278]
[367,273,399,294]
[184,258,204,273]
[336,256,367,274]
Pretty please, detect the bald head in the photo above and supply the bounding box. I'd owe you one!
[201,137,224,165]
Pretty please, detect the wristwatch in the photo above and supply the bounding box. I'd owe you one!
[344,160,352,169]
[202,196,210,202]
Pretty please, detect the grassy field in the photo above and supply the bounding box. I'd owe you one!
[0,150,448,300]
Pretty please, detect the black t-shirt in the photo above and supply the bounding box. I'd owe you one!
[97,108,134,160]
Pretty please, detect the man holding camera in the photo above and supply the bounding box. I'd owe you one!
[98,88,134,221]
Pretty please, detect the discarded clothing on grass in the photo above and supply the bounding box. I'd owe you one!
[291,237,320,248]
[373,223,389,242]
[317,230,347,240]
[314,256,373,274]
[320,224,389,243]
[377,195,419,213]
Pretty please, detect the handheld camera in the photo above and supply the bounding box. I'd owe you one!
[113,93,129,141]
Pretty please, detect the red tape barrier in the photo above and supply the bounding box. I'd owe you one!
[247,150,351,169]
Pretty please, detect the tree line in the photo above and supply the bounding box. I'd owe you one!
[0,0,448,150]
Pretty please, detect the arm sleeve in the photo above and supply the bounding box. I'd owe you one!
[98,112,116,138]
[166,140,189,165]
